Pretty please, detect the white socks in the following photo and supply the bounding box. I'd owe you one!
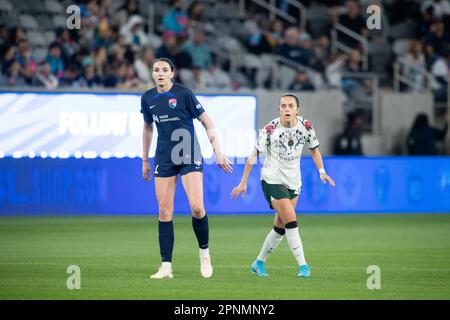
[161,261,172,269]
[285,227,307,266]
[257,229,284,262]
[199,248,210,257]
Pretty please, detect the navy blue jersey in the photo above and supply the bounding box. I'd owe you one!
[140,83,205,166]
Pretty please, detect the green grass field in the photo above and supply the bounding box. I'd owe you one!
[0,214,449,299]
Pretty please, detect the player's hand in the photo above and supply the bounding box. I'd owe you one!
[142,161,152,182]
[230,182,247,199]
[320,173,335,186]
[216,152,233,174]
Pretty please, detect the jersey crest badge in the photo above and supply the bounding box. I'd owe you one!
[168,98,177,109]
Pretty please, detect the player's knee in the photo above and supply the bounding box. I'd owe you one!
[190,204,204,218]
[159,206,173,220]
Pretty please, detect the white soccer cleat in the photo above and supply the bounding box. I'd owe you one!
[200,254,213,278]
[150,266,173,279]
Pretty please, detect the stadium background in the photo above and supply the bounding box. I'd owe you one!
[0,0,449,299]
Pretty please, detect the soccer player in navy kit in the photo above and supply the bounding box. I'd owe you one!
[141,58,233,279]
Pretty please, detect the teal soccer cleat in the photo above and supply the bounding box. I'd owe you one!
[298,264,310,278]
[251,260,268,277]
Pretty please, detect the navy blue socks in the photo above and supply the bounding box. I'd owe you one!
[192,215,209,249]
[158,220,174,262]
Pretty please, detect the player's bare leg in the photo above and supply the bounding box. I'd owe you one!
[181,171,213,278]
[151,176,177,279]
[272,198,310,277]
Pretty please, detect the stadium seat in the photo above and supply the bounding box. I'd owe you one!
[278,65,297,90]
[43,30,56,45]
[13,0,29,13]
[0,0,12,16]
[26,0,45,14]
[32,47,48,62]
[2,14,18,27]
[36,14,55,30]
[19,14,39,30]
[389,22,416,40]
[369,41,392,74]
[392,39,411,56]
[148,33,162,50]
[44,0,63,14]
[305,5,331,38]
[52,14,67,28]
[27,30,46,47]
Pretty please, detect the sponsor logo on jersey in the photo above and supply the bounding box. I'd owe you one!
[168,98,177,109]
[195,104,202,109]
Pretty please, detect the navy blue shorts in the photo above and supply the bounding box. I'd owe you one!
[154,162,203,178]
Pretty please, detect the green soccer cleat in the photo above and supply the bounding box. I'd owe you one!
[298,264,310,278]
[251,260,268,277]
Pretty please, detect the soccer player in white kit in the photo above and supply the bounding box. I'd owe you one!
[231,94,335,277]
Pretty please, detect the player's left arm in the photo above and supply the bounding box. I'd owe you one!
[197,112,233,174]
[310,147,335,186]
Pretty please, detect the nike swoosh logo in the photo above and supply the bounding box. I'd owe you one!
[150,105,157,109]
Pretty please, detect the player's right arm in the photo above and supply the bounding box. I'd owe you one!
[142,121,153,182]
[230,148,258,199]
[141,93,154,182]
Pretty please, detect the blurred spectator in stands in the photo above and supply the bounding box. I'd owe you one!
[314,35,332,67]
[92,46,107,78]
[387,0,421,26]
[421,0,450,20]
[103,61,127,87]
[15,40,36,85]
[46,43,64,79]
[0,46,26,87]
[94,23,114,51]
[98,0,113,18]
[56,28,79,66]
[80,0,101,28]
[134,47,154,83]
[120,15,150,51]
[341,49,365,97]
[407,112,448,155]
[33,62,58,89]
[60,64,81,87]
[120,64,145,89]
[183,28,212,69]
[423,20,449,57]
[79,62,103,88]
[108,34,126,64]
[333,110,365,155]
[268,19,284,48]
[156,31,192,69]
[298,31,324,72]
[1,46,15,75]
[188,1,204,24]
[417,5,436,39]
[8,27,26,47]
[246,18,273,55]
[289,70,315,91]
[0,24,9,54]
[332,0,368,49]
[114,0,140,27]
[429,49,450,102]
[163,0,189,42]
[276,27,309,66]
[402,39,426,91]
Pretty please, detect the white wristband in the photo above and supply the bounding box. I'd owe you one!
[319,168,326,174]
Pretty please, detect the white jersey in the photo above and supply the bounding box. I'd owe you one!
[255,116,320,193]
